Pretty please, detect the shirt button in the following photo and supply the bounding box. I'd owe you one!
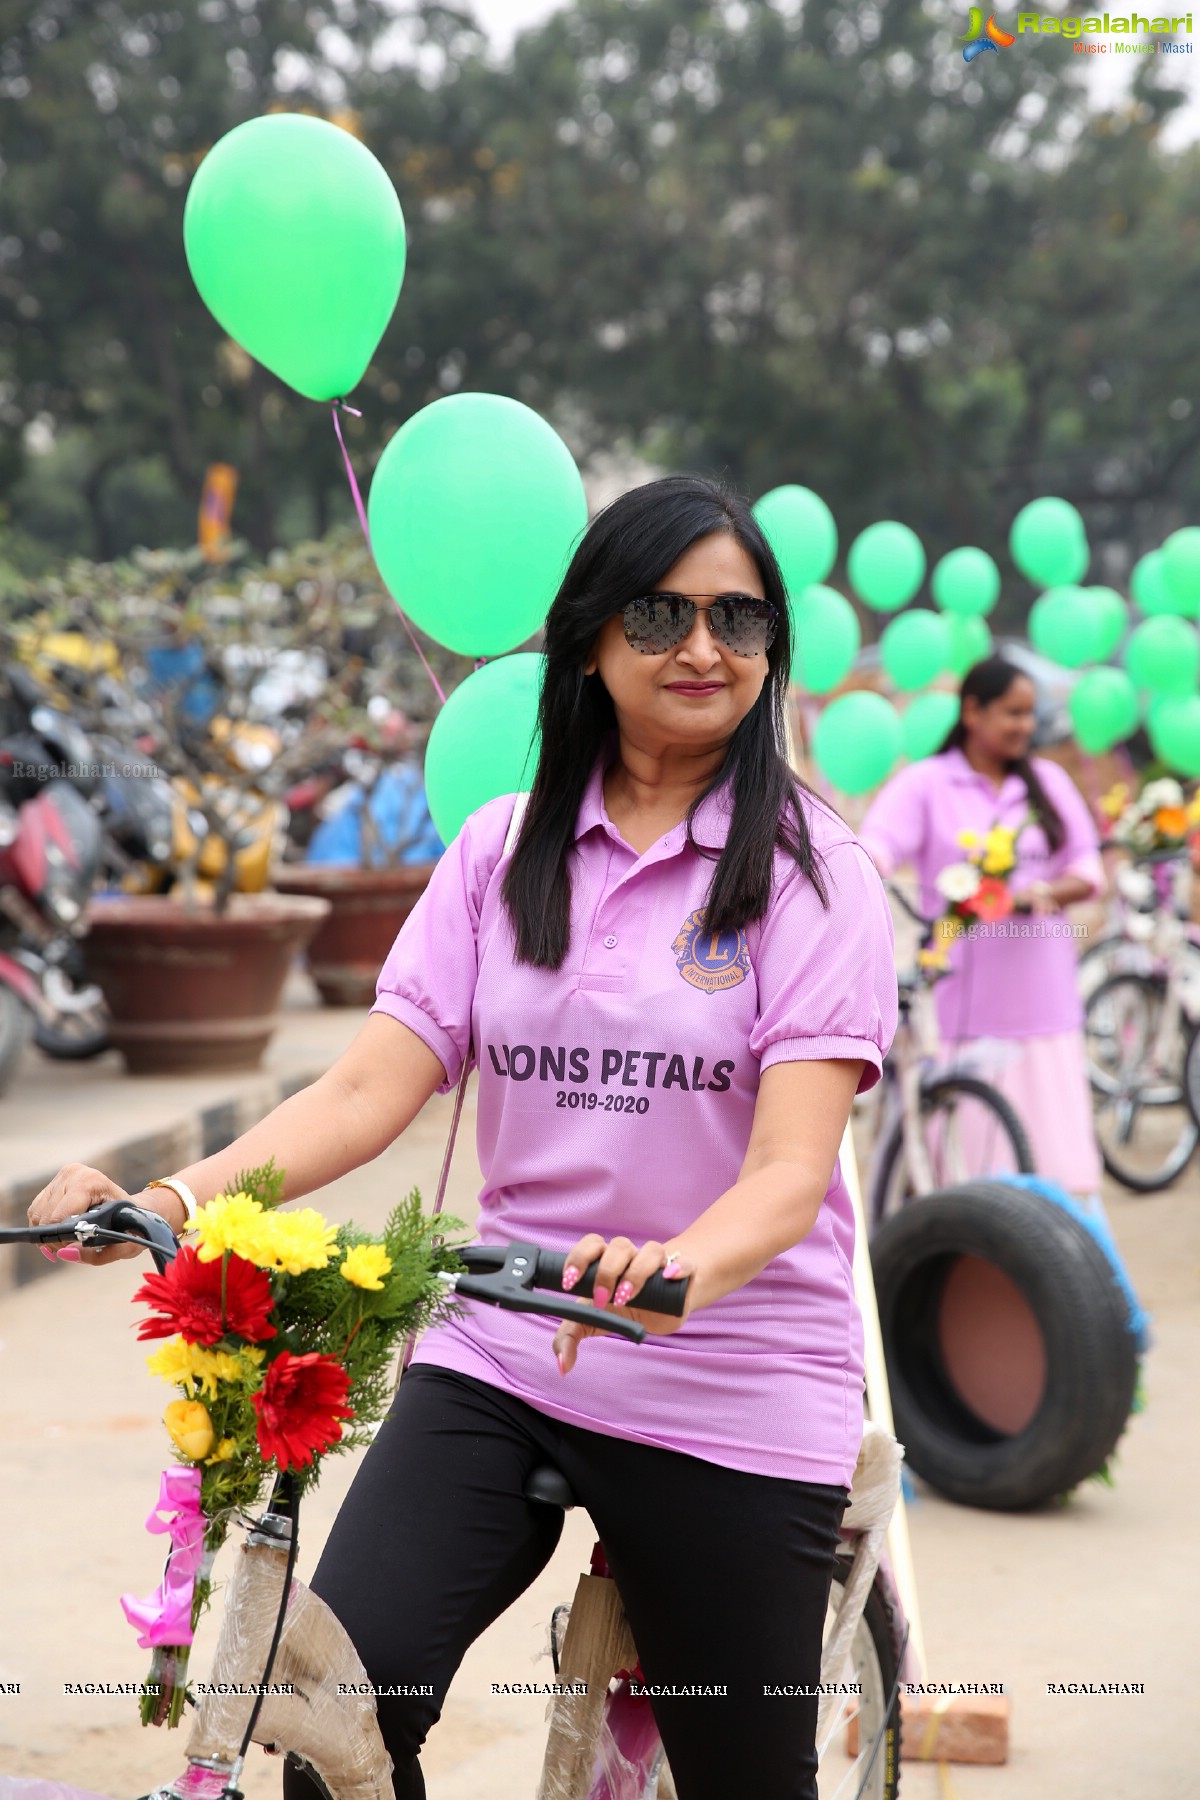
[604,935,618,949]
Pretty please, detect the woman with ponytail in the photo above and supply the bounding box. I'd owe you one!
[859,655,1105,1200]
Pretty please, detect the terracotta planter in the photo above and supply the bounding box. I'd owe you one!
[83,892,331,1074]
[270,862,437,1006]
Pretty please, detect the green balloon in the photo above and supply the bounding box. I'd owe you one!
[369,394,588,656]
[1009,497,1089,588]
[945,614,993,676]
[753,486,838,597]
[931,547,1000,618]
[901,691,960,761]
[1162,528,1200,615]
[789,584,860,694]
[1028,585,1101,669]
[880,610,953,691]
[183,114,406,402]
[1069,667,1139,754]
[847,522,927,613]
[1124,615,1200,696]
[1147,693,1200,778]
[812,691,902,795]
[424,654,543,843]
[1086,586,1129,661]
[1131,549,1189,618]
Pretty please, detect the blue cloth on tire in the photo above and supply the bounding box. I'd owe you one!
[1001,1174,1151,1355]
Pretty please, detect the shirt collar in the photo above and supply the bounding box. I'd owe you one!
[574,734,735,852]
[943,746,1025,801]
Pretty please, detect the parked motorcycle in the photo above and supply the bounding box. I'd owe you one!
[0,778,111,1094]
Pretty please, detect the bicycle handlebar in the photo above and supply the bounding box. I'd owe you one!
[0,1207,690,1346]
[885,880,936,930]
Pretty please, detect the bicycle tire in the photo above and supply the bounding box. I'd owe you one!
[870,1074,1034,1231]
[34,1005,111,1060]
[1085,971,1198,1192]
[649,1559,901,1800]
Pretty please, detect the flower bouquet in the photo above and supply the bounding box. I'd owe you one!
[918,821,1025,975]
[121,1162,466,1727]
[1098,777,1200,858]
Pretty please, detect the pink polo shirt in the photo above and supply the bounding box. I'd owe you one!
[371,745,897,1485]
[858,747,1105,1041]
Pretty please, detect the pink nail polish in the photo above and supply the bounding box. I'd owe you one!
[594,1285,610,1309]
[556,1353,567,1376]
[561,1266,580,1292]
[56,1246,81,1262]
[663,1258,683,1277]
[39,1246,57,1262]
[614,1281,634,1307]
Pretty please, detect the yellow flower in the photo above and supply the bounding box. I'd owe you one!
[253,1207,339,1275]
[918,943,950,972]
[1099,783,1130,820]
[956,829,980,849]
[147,1338,264,1398]
[164,1398,214,1461]
[205,1437,237,1465]
[935,914,966,942]
[189,1191,269,1264]
[340,1243,393,1291]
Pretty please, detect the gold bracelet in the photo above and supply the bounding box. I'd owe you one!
[147,1177,199,1230]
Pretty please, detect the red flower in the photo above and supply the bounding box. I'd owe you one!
[251,1351,354,1471]
[131,1246,276,1347]
[960,876,1013,923]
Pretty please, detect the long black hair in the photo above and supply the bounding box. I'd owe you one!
[939,655,1066,853]
[501,474,828,970]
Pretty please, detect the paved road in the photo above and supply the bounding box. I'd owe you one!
[0,1019,1195,1798]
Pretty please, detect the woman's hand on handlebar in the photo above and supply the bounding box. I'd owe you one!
[552,1234,697,1375]
[27,1165,179,1265]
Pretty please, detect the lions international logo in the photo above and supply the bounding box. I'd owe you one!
[672,910,750,995]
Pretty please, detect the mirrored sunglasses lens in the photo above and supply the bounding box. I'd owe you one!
[712,598,776,655]
[625,594,693,653]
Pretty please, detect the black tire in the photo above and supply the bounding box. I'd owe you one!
[871,1180,1140,1511]
[822,1557,902,1800]
[0,983,33,1096]
[870,1074,1035,1230]
[34,1007,111,1060]
[1085,970,1198,1192]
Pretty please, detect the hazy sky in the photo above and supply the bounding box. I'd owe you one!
[464,0,1200,148]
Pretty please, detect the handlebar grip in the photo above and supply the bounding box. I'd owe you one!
[535,1250,690,1318]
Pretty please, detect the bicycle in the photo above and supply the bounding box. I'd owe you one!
[0,1200,909,1800]
[1082,850,1200,1192]
[860,884,1034,1232]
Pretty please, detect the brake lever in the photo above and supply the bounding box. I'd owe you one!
[439,1243,646,1344]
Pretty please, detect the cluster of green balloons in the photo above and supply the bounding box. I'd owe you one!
[184,113,594,842]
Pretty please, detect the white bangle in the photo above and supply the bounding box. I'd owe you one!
[148,1177,199,1231]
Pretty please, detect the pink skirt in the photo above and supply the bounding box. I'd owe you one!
[939,1028,1103,1197]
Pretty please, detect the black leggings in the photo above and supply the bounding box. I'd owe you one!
[281,1365,847,1800]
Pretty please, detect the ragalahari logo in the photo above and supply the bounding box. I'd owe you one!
[961,8,1019,56]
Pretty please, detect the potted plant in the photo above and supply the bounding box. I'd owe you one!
[12,547,331,1073]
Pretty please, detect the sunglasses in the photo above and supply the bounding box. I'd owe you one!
[622,592,778,658]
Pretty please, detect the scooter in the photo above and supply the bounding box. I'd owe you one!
[0,778,110,1095]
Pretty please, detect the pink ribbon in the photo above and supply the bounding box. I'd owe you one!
[331,399,449,706]
[120,1467,205,1648]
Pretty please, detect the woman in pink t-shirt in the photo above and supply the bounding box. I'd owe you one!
[859,654,1105,1199]
[32,476,896,1800]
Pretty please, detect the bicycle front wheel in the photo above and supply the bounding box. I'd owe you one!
[870,1074,1034,1230]
[814,1557,902,1800]
[1085,971,1198,1192]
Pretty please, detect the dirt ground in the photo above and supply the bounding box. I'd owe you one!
[1,1082,1196,1800]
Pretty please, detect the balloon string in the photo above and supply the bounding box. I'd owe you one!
[332,399,448,707]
